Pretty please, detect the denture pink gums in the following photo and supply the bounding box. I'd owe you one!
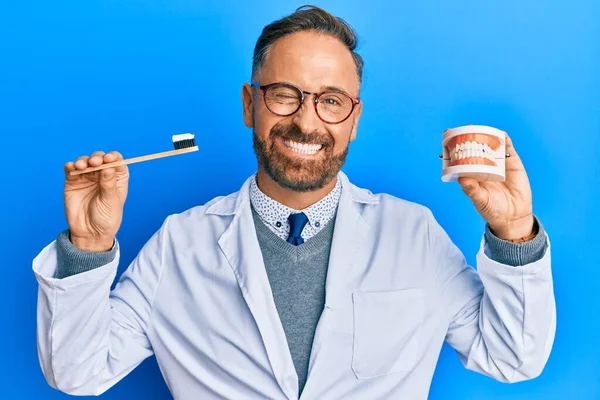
[441,125,506,182]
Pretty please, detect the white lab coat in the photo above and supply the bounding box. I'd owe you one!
[33,171,556,399]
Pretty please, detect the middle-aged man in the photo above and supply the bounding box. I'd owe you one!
[33,5,555,399]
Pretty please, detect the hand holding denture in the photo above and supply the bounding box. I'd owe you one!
[441,126,535,240]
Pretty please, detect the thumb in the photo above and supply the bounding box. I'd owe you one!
[458,177,486,204]
[98,167,118,196]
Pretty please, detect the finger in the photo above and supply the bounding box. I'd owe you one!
[105,151,127,173]
[88,151,107,167]
[103,151,122,163]
[503,133,525,171]
[64,161,75,172]
[74,155,90,170]
[99,165,118,195]
[64,161,76,177]
[504,132,517,156]
[458,176,480,194]
[458,177,488,206]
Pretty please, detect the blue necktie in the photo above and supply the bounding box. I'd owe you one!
[287,212,308,246]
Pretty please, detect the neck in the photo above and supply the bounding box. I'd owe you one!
[256,168,337,210]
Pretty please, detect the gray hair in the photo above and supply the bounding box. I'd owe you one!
[251,5,364,84]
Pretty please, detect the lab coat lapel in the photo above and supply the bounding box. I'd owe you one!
[323,172,375,310]
[301,172,377,397]
[216,177,299,400]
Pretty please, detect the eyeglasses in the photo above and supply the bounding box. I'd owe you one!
[250,81,360,124]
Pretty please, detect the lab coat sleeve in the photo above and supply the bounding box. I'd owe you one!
[424,208,556,383]
[32,216,170,395]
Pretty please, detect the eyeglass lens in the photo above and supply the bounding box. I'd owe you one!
[263,84,354,123]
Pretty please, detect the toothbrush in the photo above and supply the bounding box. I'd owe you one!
[69,133,198,176]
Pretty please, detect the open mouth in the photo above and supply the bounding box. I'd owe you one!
[446,133,501,166]
[282,138,324,156]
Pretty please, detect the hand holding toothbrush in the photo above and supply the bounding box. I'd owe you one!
[62,133,198,252]
[63,151,129,252]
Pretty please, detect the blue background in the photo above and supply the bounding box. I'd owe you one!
[1,0,598,399]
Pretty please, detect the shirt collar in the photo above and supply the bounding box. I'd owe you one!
[249,173,342,234]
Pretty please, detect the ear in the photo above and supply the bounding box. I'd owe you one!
[349,101,363,142]
[242,83,254,128]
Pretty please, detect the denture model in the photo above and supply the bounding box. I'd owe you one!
[440,125,506,182]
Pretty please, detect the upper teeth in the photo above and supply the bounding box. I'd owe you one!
[450,141,495,162]
[284,140,323,154]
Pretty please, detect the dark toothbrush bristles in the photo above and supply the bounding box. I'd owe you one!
[172,133,196,149]
[173,138,196,149]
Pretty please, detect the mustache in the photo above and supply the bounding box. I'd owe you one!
[270,123,333,146]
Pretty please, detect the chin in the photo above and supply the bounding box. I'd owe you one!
[264,163,339,192]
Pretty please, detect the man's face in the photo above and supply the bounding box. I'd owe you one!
[242,30,362,192]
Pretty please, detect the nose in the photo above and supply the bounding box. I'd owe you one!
[291,95,324,134]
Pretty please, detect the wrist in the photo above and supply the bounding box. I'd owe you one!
[70,233,115,252]
[489,215,536,241]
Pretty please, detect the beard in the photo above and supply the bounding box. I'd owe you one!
[252,122,350,192]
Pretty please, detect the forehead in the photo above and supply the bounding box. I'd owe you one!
[258,30,359,95]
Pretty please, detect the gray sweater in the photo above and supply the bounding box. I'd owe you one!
[251,205,335,394]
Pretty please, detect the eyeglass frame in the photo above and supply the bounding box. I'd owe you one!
[250,80,361,124]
